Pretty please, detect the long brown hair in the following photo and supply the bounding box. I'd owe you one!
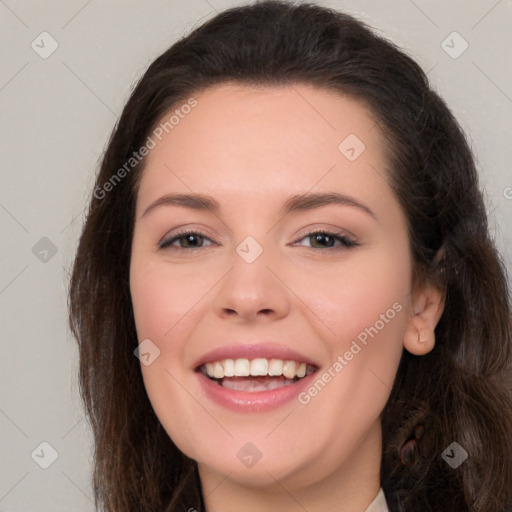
[67,2,512,510]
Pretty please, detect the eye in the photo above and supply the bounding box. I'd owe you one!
[159,229,215,251]
[159,229,358,252]
[294,230,358,250]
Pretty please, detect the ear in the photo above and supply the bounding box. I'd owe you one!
[403,280,445,355]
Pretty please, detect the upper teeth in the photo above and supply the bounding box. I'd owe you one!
[201,358,313,380]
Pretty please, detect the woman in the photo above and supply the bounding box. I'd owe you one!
[67,1,512,511]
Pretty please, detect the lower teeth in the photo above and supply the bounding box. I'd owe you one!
[218,376,298,391]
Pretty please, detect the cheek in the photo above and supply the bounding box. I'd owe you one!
[129,258,207,459]
[294,252,409,451]
[294,243,412,345]
[292,241,411,418]
[129,256,212,354]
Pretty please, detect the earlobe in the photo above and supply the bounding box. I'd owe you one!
[403,320,435,355]
[403,282,445,356]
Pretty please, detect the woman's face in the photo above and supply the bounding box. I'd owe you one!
[129,83,415,489]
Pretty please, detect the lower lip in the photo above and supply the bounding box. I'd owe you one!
[196,371,318,412]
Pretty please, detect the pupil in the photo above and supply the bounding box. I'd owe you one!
[186,234,200,247]
[314,234,331,247]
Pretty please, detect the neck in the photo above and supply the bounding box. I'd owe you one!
[198,419,383,512]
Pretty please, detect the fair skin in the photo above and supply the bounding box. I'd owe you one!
[129,83,444,512]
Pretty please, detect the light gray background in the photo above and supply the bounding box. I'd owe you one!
[1,1,511,510]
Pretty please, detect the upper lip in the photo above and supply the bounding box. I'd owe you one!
[193,341,320,370]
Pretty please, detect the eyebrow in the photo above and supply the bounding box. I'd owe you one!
[140,191,379,222]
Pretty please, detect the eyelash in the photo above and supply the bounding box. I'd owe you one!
[159,229,359,252]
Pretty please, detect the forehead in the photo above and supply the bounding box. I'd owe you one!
[136,82,391,211]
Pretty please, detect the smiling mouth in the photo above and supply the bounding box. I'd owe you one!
[198,357,317,392]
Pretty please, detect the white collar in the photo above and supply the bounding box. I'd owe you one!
[363,487,389,512]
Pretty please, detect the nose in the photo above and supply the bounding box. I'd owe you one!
[212,243,290,323]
